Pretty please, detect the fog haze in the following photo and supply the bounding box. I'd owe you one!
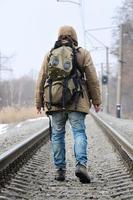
[0,0,122,78]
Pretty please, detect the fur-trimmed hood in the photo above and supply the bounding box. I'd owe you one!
[58,25,78,46]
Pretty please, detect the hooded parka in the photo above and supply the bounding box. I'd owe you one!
[35,26,101,114]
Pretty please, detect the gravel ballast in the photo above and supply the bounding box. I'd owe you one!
[0,117,49,155]
[98,112,133,146]
[1,115,133,200]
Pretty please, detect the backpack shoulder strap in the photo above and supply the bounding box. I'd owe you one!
[47,48,54,63]
[54,40,62,49]
[73,47,85,77]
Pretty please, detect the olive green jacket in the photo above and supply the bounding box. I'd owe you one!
[35,47,101,114]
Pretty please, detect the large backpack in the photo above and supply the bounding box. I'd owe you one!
[44,40,84,110]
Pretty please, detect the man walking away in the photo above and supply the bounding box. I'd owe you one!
[35,25,101,183]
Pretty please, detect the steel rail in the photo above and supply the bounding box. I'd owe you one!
[91,111,133,173]
[0,127,49,172]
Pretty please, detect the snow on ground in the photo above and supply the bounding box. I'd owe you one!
[0,124,8,135]
[27,117,48,122]
[16,117,48,128]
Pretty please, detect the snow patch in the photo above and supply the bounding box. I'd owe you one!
[27,117,48,122]
[16,122,24,128]
[16,117,48,128]
[0,124,8,135]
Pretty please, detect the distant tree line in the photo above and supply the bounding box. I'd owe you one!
[0,75,36,108]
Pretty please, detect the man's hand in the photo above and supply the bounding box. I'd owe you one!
[94,104,101,113]
[36,107,42,114]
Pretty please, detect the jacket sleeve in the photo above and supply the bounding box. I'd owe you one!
[83,50,101,105]
[35,53,49,108]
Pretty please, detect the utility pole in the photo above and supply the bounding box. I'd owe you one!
[106,46,109,113]
[79,0,85,47]
[0,52,13,107]
[0,52,13,81]
[0,52,2,81]
[101,63,104,105]
[116,24,123,118]
[57,0,86,47]
[85,31,110,113]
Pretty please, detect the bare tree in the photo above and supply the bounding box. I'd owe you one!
[0,75,36,108]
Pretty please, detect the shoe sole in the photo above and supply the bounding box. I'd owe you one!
[75,171,90,183]
[55,177,65,181]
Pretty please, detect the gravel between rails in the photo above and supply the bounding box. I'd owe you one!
[1,115,132,200]
[97,112,133,146]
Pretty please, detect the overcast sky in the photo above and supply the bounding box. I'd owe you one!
[0,0,122,79]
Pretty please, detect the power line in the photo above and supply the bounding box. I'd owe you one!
[86,31,108,48]
[85,33,96,48]
[57,0,81,6]
[85,31,110,113]
[85,26,118,32]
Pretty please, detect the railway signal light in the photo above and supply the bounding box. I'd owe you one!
[102,75,108,85]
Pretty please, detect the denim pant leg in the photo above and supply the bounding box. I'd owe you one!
[51,112,67,169]
[68,112,88,167]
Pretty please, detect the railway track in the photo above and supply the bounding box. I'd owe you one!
[91,111,133,173]
[0,114,133,200]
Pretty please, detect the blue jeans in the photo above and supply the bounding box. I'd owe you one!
[51,111,88,169]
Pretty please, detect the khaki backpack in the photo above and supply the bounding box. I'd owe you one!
[44,40,84,110]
